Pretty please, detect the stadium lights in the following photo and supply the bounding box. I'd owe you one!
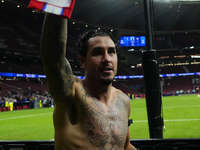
[190,46,194,49]
[154,0,200,3]
[131,66,135,68]
[155,0,200,1]
[170,0,200,2]
[1,71,200,79]
[128,49,134,51]
[191,55,200,58]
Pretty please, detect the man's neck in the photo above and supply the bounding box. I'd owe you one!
[82,77,113,104]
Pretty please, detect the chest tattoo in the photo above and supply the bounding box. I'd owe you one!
[80,88,129,150]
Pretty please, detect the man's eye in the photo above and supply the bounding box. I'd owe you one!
[93,50,102,55]
[108,49,116,54]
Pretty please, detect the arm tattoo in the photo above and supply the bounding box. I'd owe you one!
[59,61,74,94]
[74,76,81,83]
[41,14,74,97]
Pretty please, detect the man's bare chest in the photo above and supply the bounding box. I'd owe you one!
[80,96,128,149]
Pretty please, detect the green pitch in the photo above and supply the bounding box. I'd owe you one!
[130,94,200,139]
[0,108,54,140]
[0,95,200,140]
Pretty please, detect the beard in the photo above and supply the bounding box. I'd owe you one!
[99,78,114,86]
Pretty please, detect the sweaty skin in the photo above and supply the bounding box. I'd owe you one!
[41,13,136,150]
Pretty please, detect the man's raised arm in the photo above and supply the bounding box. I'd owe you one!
[40,13,74,101]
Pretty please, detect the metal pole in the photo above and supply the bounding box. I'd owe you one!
[142,0,163,138]
[143,0,153,50]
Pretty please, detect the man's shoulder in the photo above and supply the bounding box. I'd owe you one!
[112,86,130,102]
[111,86,131,115]
[74,76,82,83]
[74,76,84,88]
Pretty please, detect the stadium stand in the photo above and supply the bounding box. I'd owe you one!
[113,82,139,95]
[0,82,16,96]
[187,64,200,73]
[129,67,144,75]
[2,80,48,92]
[1,14,40,51]
[159,66,186,74]
[162,76,194,95]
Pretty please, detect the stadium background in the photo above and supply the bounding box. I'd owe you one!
[0,0,200,149]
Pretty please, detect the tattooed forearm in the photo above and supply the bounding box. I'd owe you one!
[41,13,68,61]
[41,13,74,97]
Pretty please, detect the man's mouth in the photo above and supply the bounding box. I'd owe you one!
[100,67,113,73]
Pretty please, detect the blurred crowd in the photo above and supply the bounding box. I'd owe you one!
[0,87,54,112]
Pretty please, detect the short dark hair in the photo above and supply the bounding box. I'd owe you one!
[76,29,119,58]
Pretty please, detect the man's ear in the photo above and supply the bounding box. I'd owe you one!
[78,55,86,69]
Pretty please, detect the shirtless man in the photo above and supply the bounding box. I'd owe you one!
[41,13,136,150]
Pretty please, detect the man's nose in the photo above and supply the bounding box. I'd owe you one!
[102,52,111,63]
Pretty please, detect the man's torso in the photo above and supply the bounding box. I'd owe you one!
[53,81,130,150]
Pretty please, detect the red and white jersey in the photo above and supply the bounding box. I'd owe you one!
[28,0,75,19]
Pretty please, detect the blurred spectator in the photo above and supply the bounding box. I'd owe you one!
[196,87,200,97]
[0,86,53,111]
[9,98,14,111]
[187,89,191,95]
[180,90,183,95]
[0,97,5,112]
[192,89,196,94]
[176,90,179,96]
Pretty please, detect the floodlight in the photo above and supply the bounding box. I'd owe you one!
[154,0,200,3]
